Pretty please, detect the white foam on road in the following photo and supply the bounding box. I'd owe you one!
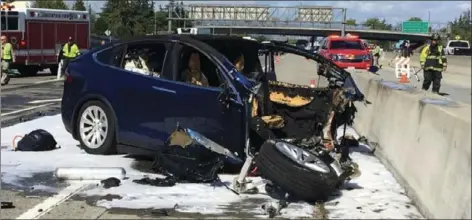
[1,115,423,218]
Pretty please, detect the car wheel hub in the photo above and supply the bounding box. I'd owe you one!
[79,106,108,149]
[275,142,330,173]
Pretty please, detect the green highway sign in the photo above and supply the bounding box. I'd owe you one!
[402,21,430,33]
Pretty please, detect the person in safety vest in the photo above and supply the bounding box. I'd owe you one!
[420,33,447,93]
[60,37,80,77]
[371,44,381,66]
[1,35,15,86]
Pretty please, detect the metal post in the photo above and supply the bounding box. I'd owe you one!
[154,10,157,35]
[168,1,173,33]
[341,8,347,37]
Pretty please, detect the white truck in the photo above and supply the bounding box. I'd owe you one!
[445,40,471,56]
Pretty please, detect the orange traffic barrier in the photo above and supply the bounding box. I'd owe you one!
[399,73,410,83]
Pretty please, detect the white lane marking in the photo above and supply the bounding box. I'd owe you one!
[35,79,62,84]
[16,182,89,219]
[28,98,62,104]
[1,103,54,117]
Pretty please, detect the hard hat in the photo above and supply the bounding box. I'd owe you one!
[431,33,440,40]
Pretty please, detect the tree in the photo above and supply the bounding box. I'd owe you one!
[449,9,471,42]
[72,0,87,11]
[98,0,155,38]
[408,17,423,21]
[346,18,357,26]
[33,0,68,9]
[363,18,392,30]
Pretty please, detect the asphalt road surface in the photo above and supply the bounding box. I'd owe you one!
[1,56,422,219]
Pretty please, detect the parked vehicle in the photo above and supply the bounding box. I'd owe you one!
[61,35,365,201]
[318,35,372,70]
[445,40,471,56]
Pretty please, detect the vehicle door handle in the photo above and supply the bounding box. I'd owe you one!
[152,86,176,94]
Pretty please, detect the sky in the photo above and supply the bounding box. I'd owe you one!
[82,0,471,25]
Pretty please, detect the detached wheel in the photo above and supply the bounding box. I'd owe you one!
[76,100,116,155]
[256,141,338,202]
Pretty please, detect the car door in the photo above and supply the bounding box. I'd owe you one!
[112,40,174,151]
[154,42,246,156]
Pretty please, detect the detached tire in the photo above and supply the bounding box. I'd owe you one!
[256,141,338,202]
[76,100,116,155]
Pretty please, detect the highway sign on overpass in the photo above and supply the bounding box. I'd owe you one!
[402,21,430,33]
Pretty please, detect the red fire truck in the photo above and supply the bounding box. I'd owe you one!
[1,2,90,76]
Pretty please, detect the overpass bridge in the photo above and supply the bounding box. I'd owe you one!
[194,26,430,41]
[169,4,446,42]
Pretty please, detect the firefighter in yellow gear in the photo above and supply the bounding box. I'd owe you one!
[419,33,447,93]
[60,36,80,77]
[1,35,15,85]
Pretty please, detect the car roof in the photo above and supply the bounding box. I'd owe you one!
[113,34,262,60]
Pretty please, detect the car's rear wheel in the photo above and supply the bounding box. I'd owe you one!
[76,100,116,155]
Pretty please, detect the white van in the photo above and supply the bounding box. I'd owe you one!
[445,40,471,55]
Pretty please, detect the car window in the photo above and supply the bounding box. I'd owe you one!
[120,42,168,78]
[321,40,328,49]
[95,45,125,67]
[329,40,364,50]
[176,44,223,88]
[448,41,469,48]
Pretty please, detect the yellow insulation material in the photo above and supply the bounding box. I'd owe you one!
[269,91,313,107]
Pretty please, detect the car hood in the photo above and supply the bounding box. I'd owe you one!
[259,41,365,101]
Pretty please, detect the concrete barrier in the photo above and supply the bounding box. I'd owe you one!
[351,71,471,219]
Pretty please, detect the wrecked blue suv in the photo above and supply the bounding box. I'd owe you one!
[61,35,365,202]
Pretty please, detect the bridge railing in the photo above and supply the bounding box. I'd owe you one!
[171,4,447,34]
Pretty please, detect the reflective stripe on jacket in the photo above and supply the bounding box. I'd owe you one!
[2,43,13,60]
[62,43,80,58]
[420,45,447,71]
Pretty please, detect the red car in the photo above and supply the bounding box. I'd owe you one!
[318,35,371,70]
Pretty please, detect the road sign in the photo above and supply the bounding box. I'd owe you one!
[402,21,429,33]
[455,35,461,40]
[104,30,111,36]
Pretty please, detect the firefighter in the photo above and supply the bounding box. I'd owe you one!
[1,35,15,85]
[371,43,381,66]
[420,33,447,93]
[60,37,80,77]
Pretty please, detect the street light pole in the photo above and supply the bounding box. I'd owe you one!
[168,0,173,33]
[154,10,157,35]
[341,8,347,37]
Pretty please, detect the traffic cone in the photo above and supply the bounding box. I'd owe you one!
[310,79,316,88]
[399,72,409,83]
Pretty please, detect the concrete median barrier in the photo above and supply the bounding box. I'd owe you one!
[351,71,471,219]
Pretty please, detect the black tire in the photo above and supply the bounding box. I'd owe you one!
[256,141,338,202]
[75,100,117,155]
[49,65,59,76]
[17,66,40,76]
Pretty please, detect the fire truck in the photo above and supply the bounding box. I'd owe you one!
[1,2,90,76]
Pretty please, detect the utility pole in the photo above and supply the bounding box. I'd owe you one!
[154,10,157,35]
[341,8,347,37]
[168,0,173,33]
